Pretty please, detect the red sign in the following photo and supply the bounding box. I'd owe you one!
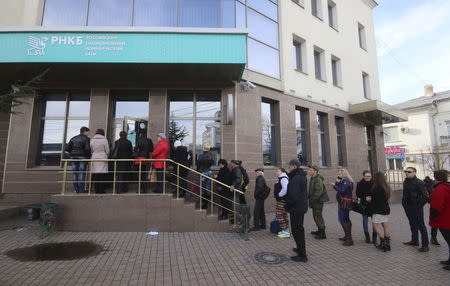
[384,146,406,156]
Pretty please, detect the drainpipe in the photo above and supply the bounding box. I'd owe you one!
[430,100,439,176]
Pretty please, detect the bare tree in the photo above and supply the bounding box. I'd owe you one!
[422,145,450,172]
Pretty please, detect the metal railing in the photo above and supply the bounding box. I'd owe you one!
[384,169,405,190]
[59,158,246,228]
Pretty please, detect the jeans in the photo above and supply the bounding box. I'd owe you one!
[290,210,306,257]
[338,207,351,224]
[312,204,325,230]
[155,168,164,193]
[404,204,429,247]
[440,228,450,261]
[253,199,266,228]
[431,227,438,239]
[71,157,88,193]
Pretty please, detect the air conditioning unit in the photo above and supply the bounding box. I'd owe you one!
[400,126,410,134]
[406,156,415,162]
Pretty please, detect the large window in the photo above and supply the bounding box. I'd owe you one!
[37,92,90,166]
[317,112,328,166]
[335,117,346,166]
[293,35,307,73]
[331,55,342,87]
[169,91,221,167]
[112,90,149,147]
[362,72,371,99]
[262,100,278,166]
[296,108,309,166]
[384,126,399,142]
[314,46,326,81]
[42,0,236,28]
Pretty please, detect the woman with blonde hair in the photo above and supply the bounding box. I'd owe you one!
[332,169,355,246]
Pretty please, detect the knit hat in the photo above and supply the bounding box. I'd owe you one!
[173,140,182,148]
[310,165,320,172]
[157,133,166,139]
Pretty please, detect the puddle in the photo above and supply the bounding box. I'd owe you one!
[4,241,103,261]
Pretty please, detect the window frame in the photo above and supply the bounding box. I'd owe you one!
[261,99,279,166]
[296,107,310,166]
[327,0,338,30]
[311,0,322,19]
[293,35,307,73]
[362,72,370,99]
[317,112,329,167]
[335,116,346,167]
[314,46,326,81]
[331,55,342,87]
[358,22,367,50]
[383,126,399,143]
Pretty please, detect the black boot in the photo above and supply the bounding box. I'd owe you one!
[342,223,354,246]
[372,232,378,246]
[431,237,440,246]
[339,223,347,241]
[315,229,327,240]
[385,237,391,251]
[364,232,371,244]
[311,230,320,235]
[377,237,386,251]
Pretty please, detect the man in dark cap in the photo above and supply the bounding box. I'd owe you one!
[250,168,269,231]
[285,159,308,262]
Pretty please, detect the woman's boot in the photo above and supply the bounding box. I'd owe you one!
[339,223,346,241]
[364,232,371,244]
[377,237,385,250]
[342,223,354,246]
[385,237,391,251]
[372,232,378,246]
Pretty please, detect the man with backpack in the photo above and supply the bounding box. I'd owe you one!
[308,165,327,239]
[238,160,249,204]
[250,168,270,231]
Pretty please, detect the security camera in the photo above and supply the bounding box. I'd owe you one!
[246,81,256,89]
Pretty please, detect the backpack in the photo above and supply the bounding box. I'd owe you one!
[320,183,330,203]
[261,183,271,200]
[240,166,250,191]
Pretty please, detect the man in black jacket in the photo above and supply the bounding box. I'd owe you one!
[402,167,430,252]
[285,159,308,263]
[250,168,268,231]
[217,159,232,220]
[173,140,189,197]
[65,126,91,193]
[111,131,133,193]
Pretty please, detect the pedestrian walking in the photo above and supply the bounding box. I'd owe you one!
[424,175,441,246]
[89,129,109,194]
[333,169,355,246]
[356,170,377,244]
[402,167,430,252]
[429,170,450,271]
[217,159,232,220]
[151,133,170,193]
[308,165,326,240]
[250,168,269,231]
[134,132,153,193]
[173,140,189,197]
[369,172,391,252]
[274,167,290,238]
[65,126,91,193]
[285,159,308,263]
[111,131,133,193]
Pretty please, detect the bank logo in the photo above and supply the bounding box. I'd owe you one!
[27,36,48,56]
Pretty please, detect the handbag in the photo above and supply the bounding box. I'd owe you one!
[351,201,366,214]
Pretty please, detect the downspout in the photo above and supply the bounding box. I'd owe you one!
[430,100,439,175]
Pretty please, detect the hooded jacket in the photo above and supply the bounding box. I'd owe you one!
[285,168,308,214]
[402,176,429,207]
[308,174,324,207]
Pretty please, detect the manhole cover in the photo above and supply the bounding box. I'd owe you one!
[4,241,103,262]
[253,252,287,265]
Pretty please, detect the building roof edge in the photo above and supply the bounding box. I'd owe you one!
[362,0,378,9]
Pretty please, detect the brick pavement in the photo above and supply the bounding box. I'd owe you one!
[0,203,449,286]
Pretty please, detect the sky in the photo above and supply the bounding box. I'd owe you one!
[374,0,450,105]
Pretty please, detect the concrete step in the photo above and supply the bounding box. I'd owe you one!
[0,205,20,220]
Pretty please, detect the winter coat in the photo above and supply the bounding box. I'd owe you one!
[402,177,429,208]
[371,186,390,215]
[197,151,214,172]
[65,134,91,157]
[151,139,170,169]
[240,166,250,191]
[173,146,189,177]
[356,179,373,205]
[217,166,232,186]
[254,176,267,200]
[90,134,110,173]
[134,136,154,165]
[309,174,325,208]
[285,168,308,214]
[429,182,450,229]
[230,166,243,190]
[333,178,353,209]
[111,137,133,171]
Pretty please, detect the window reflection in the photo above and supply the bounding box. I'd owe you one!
[113,98,149,145]
[68,101,90,117]
[178,0,220,28]
[42,0,87,26]
[261,101,276,166]
[196,120,221,165]
[88,0,132,26]
[169,120,193,150]
[247,9,279,49]
[247,0,278,21]
[133,0,176,27]
[248,39,280,79]
[115,102,149,119]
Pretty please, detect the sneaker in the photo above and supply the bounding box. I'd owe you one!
[278,230,290,238]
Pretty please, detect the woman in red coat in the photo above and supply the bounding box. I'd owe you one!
[429,170,450,271]
[151,133,170,193]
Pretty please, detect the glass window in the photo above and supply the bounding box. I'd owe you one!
[328,0,337,29]
[222,0,236,28]
[169,91,221,167]
[133,0,176,27]
[88,0,132,26]
[296,108,309,166]
[363,72,370,99]
[358,23,367,50]
[311,0,321,18]
[37,92,90,166]
[314,48,325,80]
[247,0,278,21]
[248,39,280,79]
[236,1,246,28]
[178,0,220,28]
[332,56,342,87]
[384,126,399,142]
[317,113,328,166]
[335,117,346,166]
[262,101,278,166]
[42,0,88,26]
[247,9,279,49]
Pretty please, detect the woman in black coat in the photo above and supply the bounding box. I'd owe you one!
[173,140,189,197]
[216,159,232,220]
[356,170,376,244]
[111,131,133,193]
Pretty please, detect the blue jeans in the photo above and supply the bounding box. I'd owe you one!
[363,215,369,232]
[155,168,164,193]
[338,207,351,224]
[404,204,429,247]
[71,156,88,193]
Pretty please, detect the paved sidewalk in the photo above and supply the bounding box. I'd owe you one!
[0,204,449,286]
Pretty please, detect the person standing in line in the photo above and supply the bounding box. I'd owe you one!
[285,159,308,263]
[424,175,441,246]
[356,170,376,244]
[429,170,450,271]
[111,131,133,193]
[173,140,189,198]
[402,167,430,252]
[369,172,391,252]
[250,168,268,231]
[274,167,290,238]
[217,159,232,220]
[333,169,355,246]
[134,132,153,193]
[151,133,170,193]
[308,165,326,240]
[65,126,91,193]
[89,129,109,194]
[229,160,243,223]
